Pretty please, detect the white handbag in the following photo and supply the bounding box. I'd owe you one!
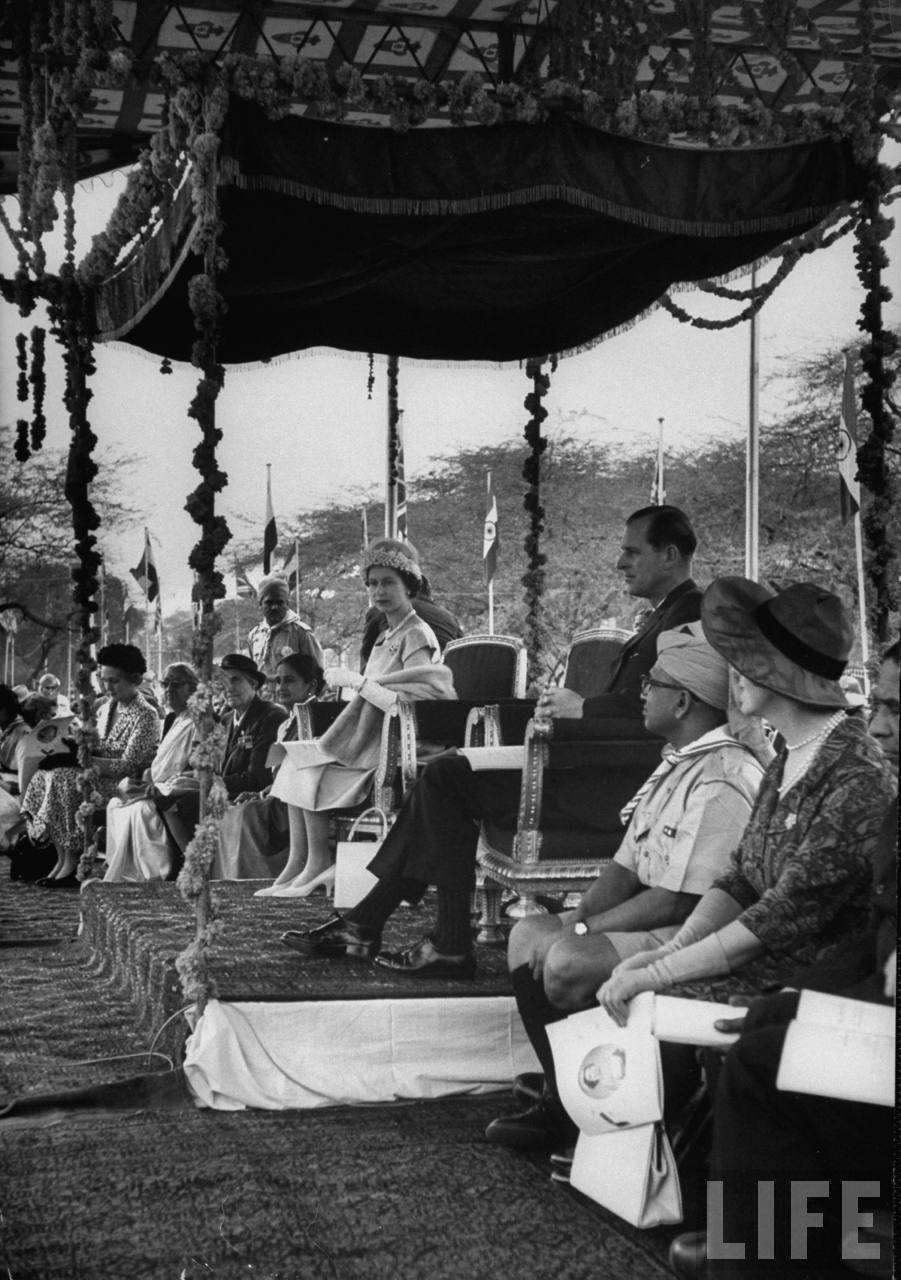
[547,995,682,1228]
[570,1121,683,1229]
[333,807,389,909]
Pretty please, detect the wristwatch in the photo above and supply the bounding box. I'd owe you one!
[573,921,588,936]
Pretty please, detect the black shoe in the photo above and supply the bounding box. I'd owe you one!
[373,937,476,979]
[484,1099,577,1152]
[40,873,80,889]
[280,914,380,960]
[513,1071,546,1106]
[668,1231,708,1280]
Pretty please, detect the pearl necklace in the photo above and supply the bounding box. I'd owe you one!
[784,709,847,752]
[779,709,845,794]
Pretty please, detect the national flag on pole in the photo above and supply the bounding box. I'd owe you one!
[395,410,408,540]
[838,352,860,525]
[130,528,162,631]
[263,467,277,573]
[483,472,499,585]
[650,420,666,505]
[98,559,110,645]
[123,605,142,643]
[361,507,370,558]
[281,542,299,593]
[234,559,255,600]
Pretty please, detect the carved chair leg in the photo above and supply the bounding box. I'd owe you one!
[503,890,548,919]
[475,879,505,945]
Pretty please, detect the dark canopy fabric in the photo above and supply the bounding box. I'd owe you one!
[98,100,868,364]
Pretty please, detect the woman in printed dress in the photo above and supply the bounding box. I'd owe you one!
[22,643,159,887]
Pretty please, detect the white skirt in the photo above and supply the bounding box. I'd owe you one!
[269,741,373,812]
[103,797,174,882]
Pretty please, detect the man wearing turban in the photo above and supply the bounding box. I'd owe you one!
[247,574,324,690]
[484,623,766,1151]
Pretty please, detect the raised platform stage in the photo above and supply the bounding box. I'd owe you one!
[78,879,539,1109]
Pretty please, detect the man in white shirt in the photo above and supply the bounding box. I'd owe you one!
[487,623,765,1152]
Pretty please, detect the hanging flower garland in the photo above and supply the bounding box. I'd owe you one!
[15,332,30,461]
[521,358,554,686]
[0,1,116,880]
[161,75,234,1011]
[29,326,47,452]
[847,0,898,640]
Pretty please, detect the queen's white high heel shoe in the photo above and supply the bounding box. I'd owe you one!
[268,866,336,899]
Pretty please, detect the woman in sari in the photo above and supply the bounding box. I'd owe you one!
[257,538,456,899]
[102,662,199,882]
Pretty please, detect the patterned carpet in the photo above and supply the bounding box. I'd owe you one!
[0,862,680,1280]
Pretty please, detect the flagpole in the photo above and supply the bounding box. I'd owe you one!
[294,537,301,616]
[66,628,72,697]
[853,512,870,680]
[484,470,497,635]
[745,265,760,581]
[386,354,399,538]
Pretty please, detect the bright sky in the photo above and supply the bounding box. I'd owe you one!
[2,162,899,613]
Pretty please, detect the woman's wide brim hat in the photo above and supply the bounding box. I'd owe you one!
[701,577,853,708]
[364,537,422,583]
[219,653,266,688]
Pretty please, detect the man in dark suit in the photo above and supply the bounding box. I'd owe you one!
[540,504,701,729]
[283,506,703,977]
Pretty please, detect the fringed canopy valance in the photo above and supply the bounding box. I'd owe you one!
[95,99,868,363]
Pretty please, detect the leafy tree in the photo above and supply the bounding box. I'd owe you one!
[0,427,139,684]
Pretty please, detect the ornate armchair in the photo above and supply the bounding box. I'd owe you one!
[562,627,633,698]
[474,715,662,942]
[443,634,528,701]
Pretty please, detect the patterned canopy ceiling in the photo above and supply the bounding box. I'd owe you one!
[1,0,899,190]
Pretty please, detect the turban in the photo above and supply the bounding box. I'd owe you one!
[656,622,730,711]
[258,574,291,602]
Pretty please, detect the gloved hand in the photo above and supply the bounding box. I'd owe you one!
[324,668,365,692]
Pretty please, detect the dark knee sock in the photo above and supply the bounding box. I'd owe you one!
[346,879,408,933]
[432,889,473,954]
[510,963,569,1102]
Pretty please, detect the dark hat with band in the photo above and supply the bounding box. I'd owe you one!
[219,653,266,688]
[701,577,853,708]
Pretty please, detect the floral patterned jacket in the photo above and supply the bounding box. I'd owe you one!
[714,715,896,970]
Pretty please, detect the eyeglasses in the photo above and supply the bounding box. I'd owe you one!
[640,676,690,697]
[161,679,189,688]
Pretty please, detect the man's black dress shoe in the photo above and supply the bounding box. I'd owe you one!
[373,937,476,979]
[513,1071,546,1106]
[484,1098,577,1151]
[668,1231,708,1279]
[280,914,380,960]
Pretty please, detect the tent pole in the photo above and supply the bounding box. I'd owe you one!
[853,512,870,683]
[745,266,760,581]
[386,355,399,537]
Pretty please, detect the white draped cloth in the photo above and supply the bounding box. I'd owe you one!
[103,712,196,882]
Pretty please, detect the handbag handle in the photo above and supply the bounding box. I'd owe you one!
[345,806,390,842]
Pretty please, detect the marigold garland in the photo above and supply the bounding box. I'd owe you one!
[521,358,554,686]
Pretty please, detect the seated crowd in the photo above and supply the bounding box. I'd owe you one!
[1,507,896,1279]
